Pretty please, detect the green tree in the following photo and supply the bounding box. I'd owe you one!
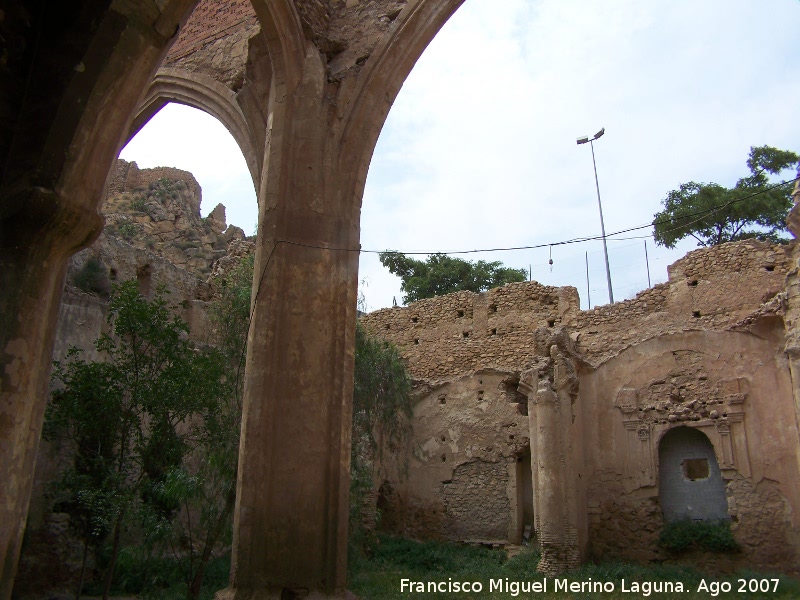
[46,281,225,600]
[652,145,799,248]
[378,252,527,304]
[153,254,252,600]
[350,322,412,557]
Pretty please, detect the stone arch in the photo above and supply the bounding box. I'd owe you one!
[658,426,729,522]
[3,0,478,596]
[127,68,262,188]
[0,1,200,595]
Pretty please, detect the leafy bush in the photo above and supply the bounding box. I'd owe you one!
[350,323,412,558]
[73,256,110,298]
[47,281,228,598]
[658,519,740,553]
[83,547,230,600]
[118,222,138,240]
[130,196,147,212]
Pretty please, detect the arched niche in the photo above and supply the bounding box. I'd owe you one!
[658,426,729,522]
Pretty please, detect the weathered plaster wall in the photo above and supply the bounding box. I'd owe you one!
[580,329,800,573]
[400,370,529,543]
[363,239,800,573]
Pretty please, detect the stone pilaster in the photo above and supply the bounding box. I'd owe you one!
[784,164,800,505]
[216,1,466,597]
[522,345,583,576]
[0,1,195,595]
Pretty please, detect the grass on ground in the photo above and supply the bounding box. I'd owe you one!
[348,535,800,600]
[84,535,800,600]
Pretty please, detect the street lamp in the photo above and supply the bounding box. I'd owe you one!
[577,127,613,304]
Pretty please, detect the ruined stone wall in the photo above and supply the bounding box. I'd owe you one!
[361,282,579,380]
[163,0,260,90]
[365,239,800,573]
[575,240,791,362]
[325,0,408,78]
[363,240,792,373]
[440,461,511,541]
[394,370,529,543]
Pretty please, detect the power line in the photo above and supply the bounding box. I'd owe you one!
[278,176,797,257]
[242,175,798,328]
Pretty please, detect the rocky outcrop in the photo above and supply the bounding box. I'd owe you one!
[101,159,246,278]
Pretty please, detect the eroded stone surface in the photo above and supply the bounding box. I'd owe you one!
[364,239,800,575]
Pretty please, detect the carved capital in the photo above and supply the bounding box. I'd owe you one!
[715,419,731,434]
[615,388,639,420]
[517,369,538,399]
[535,379,558,405]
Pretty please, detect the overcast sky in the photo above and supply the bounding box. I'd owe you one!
[121,0,800,311]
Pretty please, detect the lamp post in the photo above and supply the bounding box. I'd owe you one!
[577,127,613,304]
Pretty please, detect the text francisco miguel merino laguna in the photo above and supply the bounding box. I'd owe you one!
[400,577,687,596]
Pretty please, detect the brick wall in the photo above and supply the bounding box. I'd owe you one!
[166,0,258,63]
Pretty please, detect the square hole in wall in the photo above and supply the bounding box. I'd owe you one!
[457,309,465,317]
[682,458,709,481]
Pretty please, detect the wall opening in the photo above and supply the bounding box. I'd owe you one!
[136,263,153,296]
[658,426,728,522]
[515,446,534,544]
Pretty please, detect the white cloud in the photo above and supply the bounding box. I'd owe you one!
[120,0,800,311]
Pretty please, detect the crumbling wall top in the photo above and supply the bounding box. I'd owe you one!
[363,240,793,380]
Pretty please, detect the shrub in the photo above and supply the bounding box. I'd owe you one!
[118,222,138,240]
[73,257,110,298]
[130,196,147,212]
[658,519,740,553]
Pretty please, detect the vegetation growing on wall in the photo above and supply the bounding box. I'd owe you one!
[46,281,227,600]
[117,221,138,240]
[72,256,111,298]
[350,321,412,557]
[46,253,413,598]
[658,519,740,554]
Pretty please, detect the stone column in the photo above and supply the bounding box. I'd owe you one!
[217,1,465,597]
[0,193,101,599]
[523,345,582,576]
[0,2,195,596]
[784,165,800,487]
